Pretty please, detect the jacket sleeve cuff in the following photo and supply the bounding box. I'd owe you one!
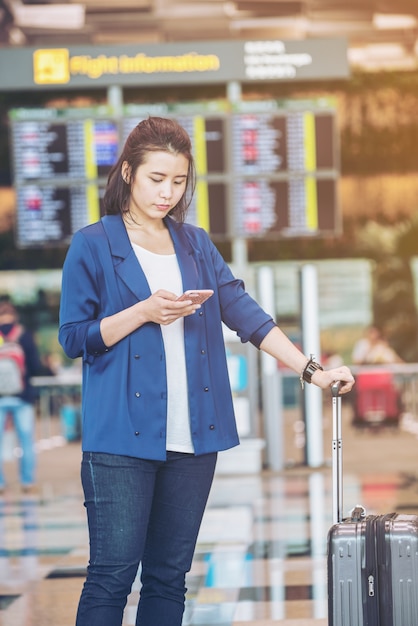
[86,320,109,359]
[250,320,277,349]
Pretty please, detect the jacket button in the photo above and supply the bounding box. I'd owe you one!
[199,311,203,316]
[134,431,140,436]
[204,387,209,392]
[135,392,141,397]
[201,349,206,355]
[134,354,140,359]
[209,424,215,430]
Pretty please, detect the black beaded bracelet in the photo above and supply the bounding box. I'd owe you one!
[300,355,323,389]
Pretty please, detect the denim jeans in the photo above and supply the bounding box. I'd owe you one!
[76,450,217,626]
[0,397,36,488]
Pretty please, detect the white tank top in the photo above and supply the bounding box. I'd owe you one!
[132,243,194,453]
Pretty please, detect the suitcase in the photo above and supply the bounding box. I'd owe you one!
[353,369,402,427]
[327,381,418,625]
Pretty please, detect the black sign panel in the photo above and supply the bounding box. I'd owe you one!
[10,99,340,246]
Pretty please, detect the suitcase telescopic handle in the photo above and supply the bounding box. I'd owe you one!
[331,381,343,524]
[331,380,342,397]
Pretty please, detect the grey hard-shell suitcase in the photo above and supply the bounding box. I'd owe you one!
[327,382,418,626]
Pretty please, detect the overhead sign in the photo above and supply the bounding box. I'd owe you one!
[0,38,349,90]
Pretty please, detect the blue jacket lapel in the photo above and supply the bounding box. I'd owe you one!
[101,214,201,303]
[101,215,151,303]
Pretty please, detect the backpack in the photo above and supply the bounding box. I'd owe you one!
[0,325,25,396]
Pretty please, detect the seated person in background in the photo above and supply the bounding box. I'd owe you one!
[352,325,403,365]
[351,325,405,425]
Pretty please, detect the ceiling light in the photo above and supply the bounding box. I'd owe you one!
[362,43,406,59]
[13,4,85,30]
[373,13,417,30]
[230,16,308,30]
[348,43,415,70]
[8,25,26,45]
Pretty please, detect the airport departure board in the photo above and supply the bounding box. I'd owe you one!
[9,98,340,247]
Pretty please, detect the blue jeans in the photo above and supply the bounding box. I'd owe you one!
[76,450,217,626]
[0,397,36,488]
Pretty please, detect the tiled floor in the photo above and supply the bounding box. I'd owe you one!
[1,400,418,626]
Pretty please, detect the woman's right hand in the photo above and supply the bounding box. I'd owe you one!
[100,290,201,348]
[139,289,201,325]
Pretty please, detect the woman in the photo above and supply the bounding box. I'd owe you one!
[352,325,403,365]
[59,116,354,626]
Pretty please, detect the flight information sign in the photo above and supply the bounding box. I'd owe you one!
[9,98,340,247]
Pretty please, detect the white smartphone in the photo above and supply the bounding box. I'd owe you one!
[176,289,214,305]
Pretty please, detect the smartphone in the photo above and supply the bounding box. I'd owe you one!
[176,289,214,305]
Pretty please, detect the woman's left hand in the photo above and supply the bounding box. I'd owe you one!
[311,366,355,394]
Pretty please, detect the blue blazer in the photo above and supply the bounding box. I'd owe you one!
[59,215,276,460]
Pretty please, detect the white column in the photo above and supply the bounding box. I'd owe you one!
[300,264,324,468]
[258,265,284,471]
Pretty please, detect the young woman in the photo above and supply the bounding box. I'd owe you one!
[59,116,354,626]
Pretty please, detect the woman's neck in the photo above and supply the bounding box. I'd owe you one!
[123,216,175,255]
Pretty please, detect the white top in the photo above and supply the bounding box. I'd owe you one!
[132,243,194,453]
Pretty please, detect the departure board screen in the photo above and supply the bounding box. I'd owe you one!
[15,183,104,246]
[231,111,336,175]
[12,117,118,183]
[233,177,338,237]
[9,98,340,247]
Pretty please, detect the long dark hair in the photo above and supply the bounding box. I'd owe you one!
[103,116,196,223]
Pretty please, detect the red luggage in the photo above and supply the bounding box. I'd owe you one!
[353,369,402,427]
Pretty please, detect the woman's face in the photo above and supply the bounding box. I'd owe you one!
[124,150,189,224]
